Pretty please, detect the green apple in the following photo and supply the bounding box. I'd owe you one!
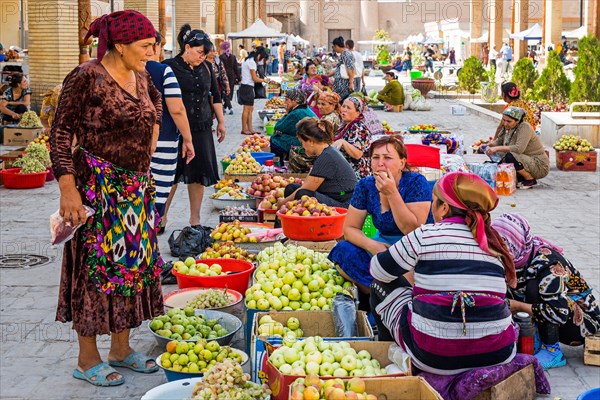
[320,362,334,376]
[184,257,196,267]
[287,317,300,330]
[279,363,293,374]
[256,299,270,310]
[305,361,320,375]
[288,288,301,301]
[333,368,348,377]
[283,348,300,364]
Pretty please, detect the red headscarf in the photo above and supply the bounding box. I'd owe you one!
[434,172,517,288]
[84,10,156,61]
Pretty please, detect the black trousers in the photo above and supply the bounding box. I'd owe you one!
[370,276,413,342]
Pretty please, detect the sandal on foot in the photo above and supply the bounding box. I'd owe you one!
[241,131,254,135]
[109,351,158,373]
[73,362,125,387]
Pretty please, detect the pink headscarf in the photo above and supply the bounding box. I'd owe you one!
[220,41,231,56]
[491,213,564,270]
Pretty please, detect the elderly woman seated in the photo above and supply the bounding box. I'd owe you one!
[485,106,549,189]
[328,135,432,320]
[370,172,518,374]
[277,118,357,207]
[269,89,317,160]
[315,91,341,132]
[492,213,600,370]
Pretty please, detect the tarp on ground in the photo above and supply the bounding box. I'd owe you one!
[227,19,285,39]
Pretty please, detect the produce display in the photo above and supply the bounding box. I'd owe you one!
[150,308,229,341]
[241,134,270,151]
[246,173,302,199]
[471,137,494,151]
[257,315,304,339]
[191,360,271,400]
[224,152,262,175]
[527,100,568,125]
[408,124,437,132]
[364,90,383,106]
[12,142,51,173]
[245,243,352,311]
[159,339,241,373]
[210,220,257,243]
[553,135,594,152]
[199,241,257,262]
[174,258,227,276]
[271,110,286,120]
[381,120,393,133]
[17,111,43,128]
[214,178,242,190]
[211,187,253,200]
[290,376,378,400]
[269,338,387,377]
[222,155,233,163]
[186,289,236,310]
[220,205,257,218]
[33,134,51,147]
[264,97,285,110]
[279,196,339,217]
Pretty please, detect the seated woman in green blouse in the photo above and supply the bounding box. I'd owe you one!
[377,71,404,108]
[270,89,317,160]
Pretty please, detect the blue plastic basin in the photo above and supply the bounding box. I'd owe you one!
[250,152,275,165]
[577,388,600,400]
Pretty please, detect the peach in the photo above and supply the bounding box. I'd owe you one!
[327,387,347,400]
[290,391,304,400]
[304,386,320,400]
[346,377,366,394]
[345,392,359,400]
[365,395,378,400]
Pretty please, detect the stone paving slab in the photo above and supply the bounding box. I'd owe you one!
[1,76,599,399]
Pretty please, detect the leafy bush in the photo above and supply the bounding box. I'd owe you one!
[570,35,600,104]
[373,29,392,65]
[458,56,486,94]
[511,58,538,99]
[531,51,570,103]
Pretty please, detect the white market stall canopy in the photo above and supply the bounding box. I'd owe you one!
[227,19,285,39]
[510,23,542,40]
[562,26,587,39]
[357,40,396,45]
[471,32,489,43]
[405,33,425,44]
[420,35,444,45]
[289,34,310,45]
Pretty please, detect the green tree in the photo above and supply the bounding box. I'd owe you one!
[373,29,392,65]
[511,58,538,99]
[532,51,571,103]
[458,56,486,94]
[570,35,600,104]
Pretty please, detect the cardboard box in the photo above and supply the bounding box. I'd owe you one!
[223,173,259,182]
[2,127,43,146]
[0,160,4,186]
[0,148,26,169]
[265,341,408,400]
[285,240,338,253]
[250,310,374,383]
[584,334,600,366]
[288,376,443,400]
[472,364,535,400]
[556,150,598,172]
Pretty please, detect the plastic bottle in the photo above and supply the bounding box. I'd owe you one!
[514,312,536,355]
[496,166,505,195]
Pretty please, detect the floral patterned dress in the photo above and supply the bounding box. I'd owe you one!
[332,50,355,101]
[337,119,371,179]
[50,60,164,336]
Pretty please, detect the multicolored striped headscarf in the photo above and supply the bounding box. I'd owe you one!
[434,172,516,288]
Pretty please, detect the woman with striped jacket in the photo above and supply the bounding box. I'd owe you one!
[370,172,518,375]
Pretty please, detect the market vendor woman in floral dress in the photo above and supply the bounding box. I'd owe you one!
[50,11,164,386]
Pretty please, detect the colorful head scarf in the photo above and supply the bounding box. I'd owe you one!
[285,89,307,105]
[84,10,156,61]
[316,91,341,115]
[501,82,520,99]
[434,172,516,287]
[491,213,564,270]
[503,106,526,122]
[334,96,367,141]
[220,40,231,56]
[346,96,367,114]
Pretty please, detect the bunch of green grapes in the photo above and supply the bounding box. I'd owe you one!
[187,289,234,309]
[191,360,271,400]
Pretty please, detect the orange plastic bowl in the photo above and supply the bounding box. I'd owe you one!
[277,207,348,241]
[1,168,48,189]
[171,259,255,294]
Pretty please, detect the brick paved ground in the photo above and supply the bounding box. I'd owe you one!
[0,76,598,399]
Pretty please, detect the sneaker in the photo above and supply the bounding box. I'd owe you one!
[535,343,567,370]
[519,179,537,189]
[228,109,234,115]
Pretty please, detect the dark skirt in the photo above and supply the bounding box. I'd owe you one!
[175,128,220,186]
[56,230,164,336]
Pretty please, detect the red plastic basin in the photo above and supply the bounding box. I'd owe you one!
[1,168,48,189]
[171,258,255,294]
[277,207,348,241]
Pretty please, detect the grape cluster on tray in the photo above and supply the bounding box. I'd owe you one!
[191,360,271,400]
[187,289,235,309]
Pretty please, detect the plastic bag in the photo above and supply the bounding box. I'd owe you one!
[332,293,358,337]
[49,206,95,245]
[168,225,214,259]
[387,344,411,373]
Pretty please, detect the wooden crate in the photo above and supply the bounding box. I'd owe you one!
[556,150,598,171]
[392,104,403,112]
[472,364,535,400]
[223,173,258,182]
[584,334,600,366]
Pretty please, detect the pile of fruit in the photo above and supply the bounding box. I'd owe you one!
[279,196,339,217]
[241,134,270,152]
[191,360,271,400]
[224,152,262,175]
[472,137,494,151]
[211,187,253,201]
[214,178,241,190]
[173,258,226,277]
[265,97,285,109]
[150,308,229,341]
[186,289,236,310]
[269,338,386,377]
[18,111,43,128]
[245,243,352,311]
[271,110,286,120]
[221,154,233,163]
[199,241,257,262]
[159,339,240,373]
[527,100,568,125]
[290,376,378,400]
[553,135,594,152]
[381,120,393,133]
[210,220,257,243]
[246,173,301,198]
[257,315,304,340]
[33,134,50,147]
[220,205,257,218]
[408,124,437,131]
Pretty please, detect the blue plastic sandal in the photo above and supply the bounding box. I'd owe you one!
[109,351,158,373]
[73,362,125,386]
[535,343,567,370]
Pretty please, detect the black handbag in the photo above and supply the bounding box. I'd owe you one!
[254,83,266,99]
[168,225,214,259]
